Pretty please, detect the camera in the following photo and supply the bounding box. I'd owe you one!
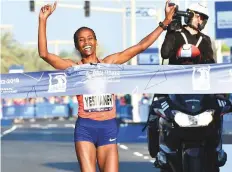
[167,3,194,32]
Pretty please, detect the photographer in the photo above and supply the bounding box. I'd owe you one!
[161,3,215,64]
[147,3,227,168]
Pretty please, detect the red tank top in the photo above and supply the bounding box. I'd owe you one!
[75,59,116,121]
[76,94,116,121]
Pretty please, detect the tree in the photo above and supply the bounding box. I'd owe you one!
[59,49,81,62]
[1,31,107,74]
[1,32,54,73]
[1,32,22,73]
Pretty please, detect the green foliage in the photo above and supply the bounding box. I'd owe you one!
[1,32,56,73]
[221,43,230,52]
[1,32,106,74]
[59,50,71,58]
[59,49,81,62]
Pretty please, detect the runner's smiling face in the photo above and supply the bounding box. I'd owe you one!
[76,29,98,57]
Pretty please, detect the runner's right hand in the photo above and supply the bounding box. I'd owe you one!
[39,1,57,20]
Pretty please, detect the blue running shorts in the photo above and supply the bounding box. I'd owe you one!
[74,117,119,147]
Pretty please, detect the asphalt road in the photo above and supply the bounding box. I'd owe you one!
[1,120,232,172]
[1,121,157,172]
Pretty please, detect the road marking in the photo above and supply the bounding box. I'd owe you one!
[30,124,41,128]
[119,144,128,150]
[133,152,143,157]
[65,124,75,128]
[47,124,58,128]
[143,156,150,159]
[118,143,155,164]
[223,131,232,135]
[1,125,17,138]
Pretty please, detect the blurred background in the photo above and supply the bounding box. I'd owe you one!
[1,0,232,172]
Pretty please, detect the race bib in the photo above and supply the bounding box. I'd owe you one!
[83,94,114,112]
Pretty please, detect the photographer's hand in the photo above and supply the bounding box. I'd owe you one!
[163,0,176,26]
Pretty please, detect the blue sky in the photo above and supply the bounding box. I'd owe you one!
[1,0,232,58]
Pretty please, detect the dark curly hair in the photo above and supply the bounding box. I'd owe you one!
[73,27,97,49]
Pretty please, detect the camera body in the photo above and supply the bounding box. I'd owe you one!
[167,4,194,32]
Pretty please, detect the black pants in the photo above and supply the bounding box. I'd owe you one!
[147,115,159,158]
[147,94,164,158]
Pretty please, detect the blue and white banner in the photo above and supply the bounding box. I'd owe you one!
[1,63,232,99]
[137,48,159,65]
[215,1,232,39]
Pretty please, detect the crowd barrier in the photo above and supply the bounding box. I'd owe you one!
[2,103,232,124]
[1,103,134,120]
[2,104,71,119]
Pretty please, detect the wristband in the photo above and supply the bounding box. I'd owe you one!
[159,21,168,30]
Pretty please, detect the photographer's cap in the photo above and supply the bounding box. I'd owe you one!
[188,3,209,19]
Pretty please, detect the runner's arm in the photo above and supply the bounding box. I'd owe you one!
[103,0,176,64]
[38,2,76,70]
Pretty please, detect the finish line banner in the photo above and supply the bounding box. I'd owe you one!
[1,63,232,99]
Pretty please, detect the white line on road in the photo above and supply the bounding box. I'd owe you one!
[224,131,232,135]
[118,143,155,163]
[30,124,41,128]
[143,156,150,159]
[133,152,143,157]
[47,124,58,128]
[0,125,17,138]
[65,124,75,128]
[119,144,129,150]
